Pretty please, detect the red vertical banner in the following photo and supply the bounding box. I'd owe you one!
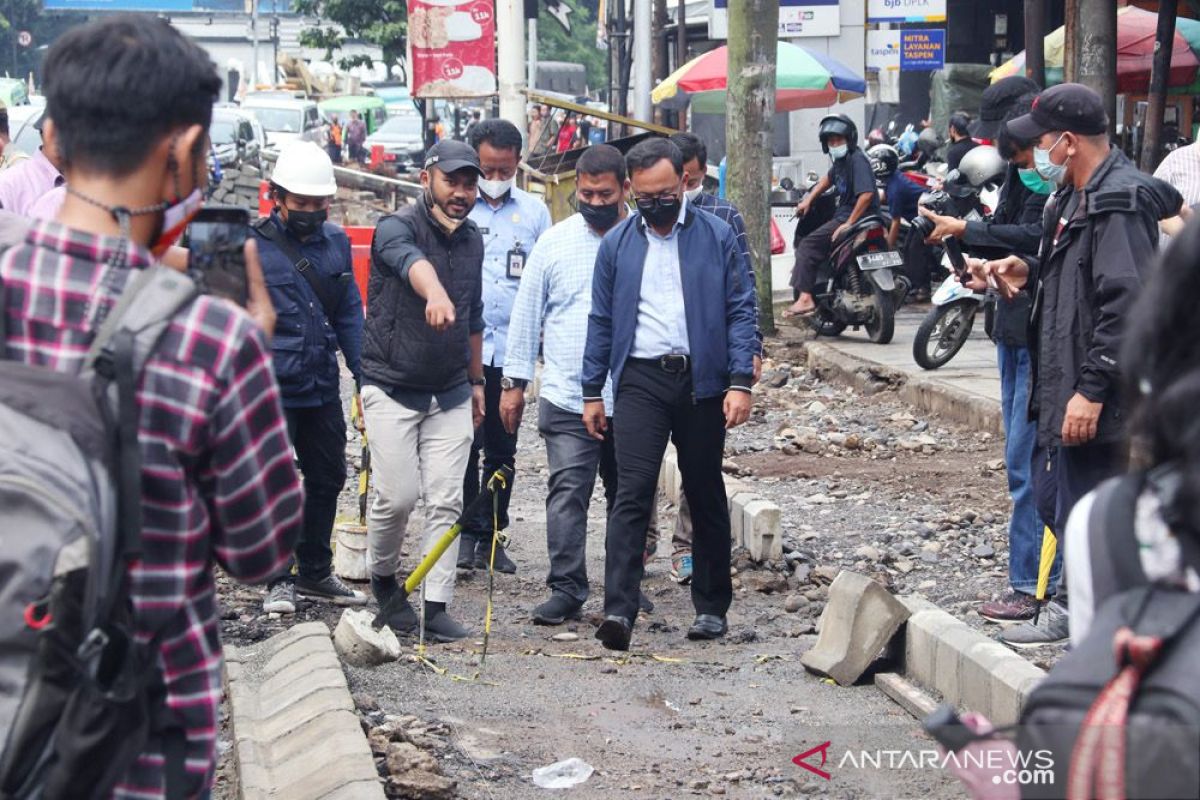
[409,0,498,98]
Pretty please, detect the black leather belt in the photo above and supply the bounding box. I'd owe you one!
[631,354,691,374]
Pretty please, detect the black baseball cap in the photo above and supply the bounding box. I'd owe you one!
[972,76,1040,139]
[423,139,484,176]
[1006,83,1108,140]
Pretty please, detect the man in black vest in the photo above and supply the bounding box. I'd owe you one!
[361,140,486,643]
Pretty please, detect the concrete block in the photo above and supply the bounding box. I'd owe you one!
[800,571,911,686]
[223,621,387,800]
[897,595,1045,724]
[742,499,782,562]
[729,492,757,549]
[723,477,752,500]
[875,672,939,720]
[659,448,679,503]
[333,522,370,581]
[334,608,402,667]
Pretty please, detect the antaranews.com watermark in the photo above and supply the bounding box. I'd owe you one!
[793,740,1054,788]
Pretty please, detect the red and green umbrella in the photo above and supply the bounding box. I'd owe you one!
[652,41,866,115]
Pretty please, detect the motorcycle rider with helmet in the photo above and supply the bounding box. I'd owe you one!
[786,114,880,317]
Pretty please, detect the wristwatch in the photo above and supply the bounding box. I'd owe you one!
[500,376,528,391]
[469,376,486,387]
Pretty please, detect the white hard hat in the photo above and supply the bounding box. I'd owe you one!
[271,141,337,197]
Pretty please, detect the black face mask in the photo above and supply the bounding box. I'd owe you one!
[636,194,681,228]
[285,208,327,239]
[578,199,621,232]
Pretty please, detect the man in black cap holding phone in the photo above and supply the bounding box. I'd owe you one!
[967,83,1182,646]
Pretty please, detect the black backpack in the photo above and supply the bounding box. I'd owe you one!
[1017,469,1200,800]
[0,264,198,800]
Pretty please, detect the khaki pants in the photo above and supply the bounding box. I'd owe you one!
[646,490,694,554]
[362,385,474,604]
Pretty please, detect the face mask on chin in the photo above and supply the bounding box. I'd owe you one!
[684,185,703,202]
[150,187,204,256]
[426,190,466,233]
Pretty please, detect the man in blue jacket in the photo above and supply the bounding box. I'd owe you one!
[257,141,366,613]
[582,137,757,651]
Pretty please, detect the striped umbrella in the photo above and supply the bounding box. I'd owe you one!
[991,5,1200,92]
[652,41,866,115]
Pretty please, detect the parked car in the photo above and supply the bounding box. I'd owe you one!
[210,108,265,170]
[364,113,425,171]
[0,78,29,109]
[240,94,326,151]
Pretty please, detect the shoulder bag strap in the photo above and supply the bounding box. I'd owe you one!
[254,217,340,322]
[1088,473,1150,601]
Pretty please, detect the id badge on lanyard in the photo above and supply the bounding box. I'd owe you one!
[507,241,526,279]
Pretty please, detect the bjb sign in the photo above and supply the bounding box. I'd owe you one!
[867,0,946,23]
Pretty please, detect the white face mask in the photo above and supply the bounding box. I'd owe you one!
[829,144,849,160]
[478,177,514,200]
[684,185,703,202]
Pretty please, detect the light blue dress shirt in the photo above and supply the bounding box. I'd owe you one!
[468,185,552,367]
[503,213,614,415]
[630,195,690,358]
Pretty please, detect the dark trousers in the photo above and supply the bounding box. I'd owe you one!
[538,401,618,605]
[790,217,840,294]
[1032,439,1126,600]
[901,226,936,294]
[605,359,732,622]
[462,364,518,540]
[278,401,347,582]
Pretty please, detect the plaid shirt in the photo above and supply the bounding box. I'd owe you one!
[1,221,303,799]
[690,193,764,354]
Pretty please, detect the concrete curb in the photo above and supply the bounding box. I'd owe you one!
[803,341,1004,436]
[659,444,783,562]
[896,596,1045,726]
[224,622,385,800]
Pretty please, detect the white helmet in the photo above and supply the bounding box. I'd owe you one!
[271,141,337,197]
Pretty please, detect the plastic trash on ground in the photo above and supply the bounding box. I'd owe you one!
[531,757,594,789]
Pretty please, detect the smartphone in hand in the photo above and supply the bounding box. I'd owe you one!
[187,206,249,306]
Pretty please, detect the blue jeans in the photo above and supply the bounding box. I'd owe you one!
[998,343,1059,595]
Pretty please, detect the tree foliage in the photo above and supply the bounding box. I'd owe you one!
[536,0,606,93]
[0,0,79,81]
[292,0,407,70]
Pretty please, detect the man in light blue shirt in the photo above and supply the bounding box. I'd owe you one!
[499,144,627,625]
[459,119,552,573]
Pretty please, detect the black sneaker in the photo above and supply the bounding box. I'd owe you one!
[473,538,518,574]
[638,591,655,614]
[370,575,416,634]
[295,574,367,606]
[457,535,478,570]
[423,609,469,643]
[532,594,583,626]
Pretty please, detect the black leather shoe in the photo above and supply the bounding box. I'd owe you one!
[638,591,654,614]
[532,594,583,626]
[474,539,518,574]
[596,615,633,651]
[456,536,477,570]
[686,614,728,641]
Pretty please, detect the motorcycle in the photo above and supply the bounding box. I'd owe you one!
[808,215,903,344]
[912,236,995,369]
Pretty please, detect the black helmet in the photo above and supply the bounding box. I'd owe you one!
[818,114,858,153]
[916,126,941,158]
[867,143,899,180]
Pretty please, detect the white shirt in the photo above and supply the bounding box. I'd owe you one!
[503,213,614,414]
[630,195,690,359]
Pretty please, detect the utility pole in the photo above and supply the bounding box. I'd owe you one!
[1063,0,1078,82]
[633,0,652,121]
[653,0,668,125]
[676,0,687,68]
[1140,0,1179,171]
[528,17,538,92]
[497,0,527,126]
[726,0,779,336]
[250,0,259,89]
[1024,0,1045,88]
[1076,0,1117,135]
[615,0,629,120]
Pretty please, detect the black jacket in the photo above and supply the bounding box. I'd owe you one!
[1025,148,1182,448]
[362,200,484,393]
[963,163,1047,348]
